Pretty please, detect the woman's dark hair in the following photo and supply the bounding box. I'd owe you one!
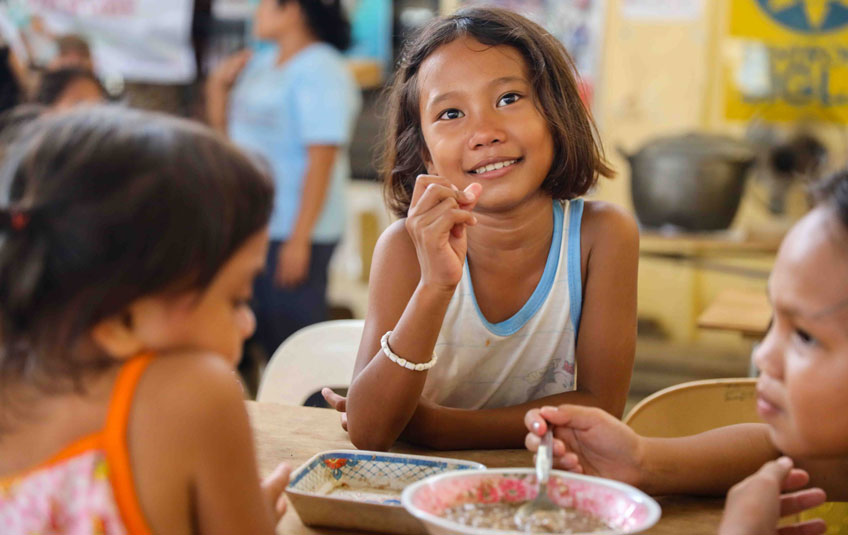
[279,0,351,51]
[35,67,107,106]
[381,6,614,217]
[0,106,274,389]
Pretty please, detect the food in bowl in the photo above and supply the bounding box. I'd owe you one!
[402,468,661,535]
[443,501,610,533]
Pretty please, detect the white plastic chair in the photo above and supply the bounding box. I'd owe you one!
[256,319,364,405]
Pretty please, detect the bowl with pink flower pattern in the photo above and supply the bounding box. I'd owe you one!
[401,468,661,535]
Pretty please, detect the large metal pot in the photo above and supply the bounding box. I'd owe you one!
[620,133,755,231]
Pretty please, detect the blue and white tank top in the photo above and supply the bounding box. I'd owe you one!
[421,199,584,410]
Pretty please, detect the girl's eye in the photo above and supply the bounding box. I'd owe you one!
[497,93,521,107]
[792,328,817,346]
[233,297,252,310]
[438,108,464,121]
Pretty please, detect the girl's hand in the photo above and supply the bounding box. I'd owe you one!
[718,457,826,535]
[406,175,481,290]
[260,462,292,526]
[322,387,348,431]
[524,405,644,488]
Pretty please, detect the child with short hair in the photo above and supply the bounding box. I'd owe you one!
[525,169,848,534]
[0,106,290,534]
[325,7,639,451]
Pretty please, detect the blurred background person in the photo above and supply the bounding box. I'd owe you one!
[34,67,107,110]
[207,0,361,366]
[0,35,27,113]
[49,34,94,70]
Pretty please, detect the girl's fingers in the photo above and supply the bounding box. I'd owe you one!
[321,388,346,412]
[524,408,548,436]
[539,404,606,431]
[777,519,828,535]
[757,457,795,486]
[262,461,292,519]
[779,488,827,516]
[417,201,478,236]
[409,174,455,209]
[410,175,480,213]
[782,468,811,491]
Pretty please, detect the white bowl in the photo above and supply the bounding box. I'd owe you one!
[401,468,661,535]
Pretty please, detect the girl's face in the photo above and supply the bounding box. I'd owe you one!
[417,37,554,212]
[253,0,299,41]
[123,229,269,366]
[754,206,848,458]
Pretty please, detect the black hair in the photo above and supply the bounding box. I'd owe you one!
[814,168,848,228]
[0,45,22,113]
[279,0,352,51]
[35,67,107,106]
[0,106,274,388]
[0,104,46,148]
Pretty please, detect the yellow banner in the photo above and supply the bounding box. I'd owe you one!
[724,0,848,122]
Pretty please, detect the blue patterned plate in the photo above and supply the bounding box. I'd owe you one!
[287,450,485,535]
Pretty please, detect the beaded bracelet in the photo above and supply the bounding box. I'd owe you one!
[381,330,438,371]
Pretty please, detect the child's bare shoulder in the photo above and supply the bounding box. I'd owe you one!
[132,353,246,434]
[580,200,639,249]
[372,218,421,279]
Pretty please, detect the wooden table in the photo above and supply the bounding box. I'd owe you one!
[697,288,772,339]
[246,402,724,535]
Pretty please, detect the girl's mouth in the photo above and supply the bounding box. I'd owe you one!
[469,157,523,177]
[756,392,781,418]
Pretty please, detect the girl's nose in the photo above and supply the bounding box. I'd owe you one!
[751,318,783,378]
[239,306,257,340]
[467,112,507,149]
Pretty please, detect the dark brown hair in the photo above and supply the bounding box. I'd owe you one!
[381,6,614,217]
[278,0,351,51]
[0,106,273,389]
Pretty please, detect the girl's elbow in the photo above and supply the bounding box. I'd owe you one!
[346,418,397,452]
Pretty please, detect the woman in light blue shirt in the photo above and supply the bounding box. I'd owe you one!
[207,0,361,360]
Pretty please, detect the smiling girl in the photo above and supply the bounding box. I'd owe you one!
[325,7,639,451]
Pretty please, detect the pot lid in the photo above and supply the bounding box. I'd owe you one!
[634,132,755,162]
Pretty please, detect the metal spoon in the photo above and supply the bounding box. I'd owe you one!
[514,428,561,529]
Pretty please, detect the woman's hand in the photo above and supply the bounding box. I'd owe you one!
[260,462,292,526]
[276,239,310,288]
[718,457,826,535]
[405,175,481,291]
[524,405,645,488]
[206,49,252,132]
[209,49,252,94]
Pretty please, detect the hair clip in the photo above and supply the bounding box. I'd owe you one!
[10,211,30,231]
[1,208,32,233]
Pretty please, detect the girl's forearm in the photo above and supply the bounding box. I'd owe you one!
[407,390,609,450]
[637,424,778,496]
[346,282,455,450]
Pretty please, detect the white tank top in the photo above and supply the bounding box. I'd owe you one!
[422,199,584,410]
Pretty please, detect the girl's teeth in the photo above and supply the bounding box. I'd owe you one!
[474,159,516,174]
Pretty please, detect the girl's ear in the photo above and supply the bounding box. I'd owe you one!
[89,311,145,361]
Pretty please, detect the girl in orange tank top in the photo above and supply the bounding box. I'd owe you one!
[0,107,290,534]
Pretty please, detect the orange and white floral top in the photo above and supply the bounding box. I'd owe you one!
[0,355,154,535]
